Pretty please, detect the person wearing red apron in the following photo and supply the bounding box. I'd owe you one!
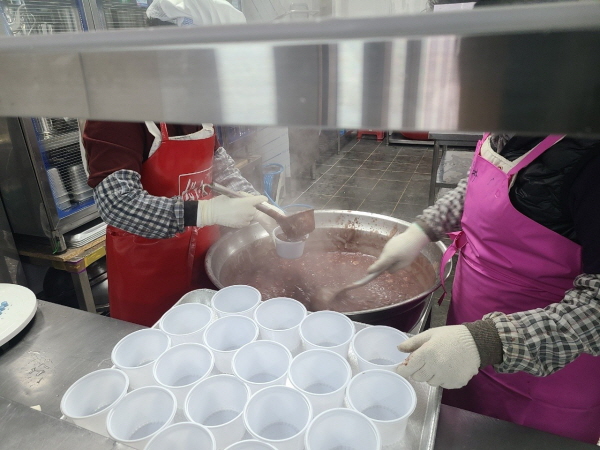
[368,134,600,443]
[84,121,269,326]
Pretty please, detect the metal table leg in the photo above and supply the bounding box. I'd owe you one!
[71,270,97,313]
[428,141,440,205]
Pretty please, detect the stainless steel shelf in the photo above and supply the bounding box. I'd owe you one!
[0,2,599,135]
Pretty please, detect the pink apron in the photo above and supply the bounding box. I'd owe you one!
[441,134,600,443]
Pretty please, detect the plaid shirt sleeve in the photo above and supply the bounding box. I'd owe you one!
[414,177,468,241]
[485,273,600,376]
[93,169,185,239]
[212,147,260,195]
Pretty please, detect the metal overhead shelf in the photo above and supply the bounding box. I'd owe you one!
[0,2,599,135]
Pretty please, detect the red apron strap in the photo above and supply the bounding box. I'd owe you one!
[159,123,170,141]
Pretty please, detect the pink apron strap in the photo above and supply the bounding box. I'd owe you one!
[437,231,468,305]
[508,135,564,175]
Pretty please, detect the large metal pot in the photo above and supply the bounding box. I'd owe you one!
[205,210,449,333]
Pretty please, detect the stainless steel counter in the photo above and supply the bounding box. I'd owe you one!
[0,301,596,450]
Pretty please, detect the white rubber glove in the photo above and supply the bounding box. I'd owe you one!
[237,191,283,233]
[395,325,480,389]
[197,194,267,228]
[367,223,430,274]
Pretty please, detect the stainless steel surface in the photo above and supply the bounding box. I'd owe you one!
[0,395,135,450]
[169,289,443,450]
[205,210,450,331]
[0,300,142,418]
[0,300,594,449]
[0,191,26,285]
[0,3,599,134]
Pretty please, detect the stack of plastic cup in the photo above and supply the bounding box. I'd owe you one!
[185,374,250,450]
[144,422,216,450]
[159,303,213,346]
[254,297,307,353]
[106,386,177,449]
[304,408,380,450]
[60,368,129,437]
[288,349,351,416]
[211,285,262,318]
[152,343,214,409]
[299,310,355,357]
[243,385,312,450]
[351,325,410,371]
[345,369,417,447]
[232,340,292,394]
[111,329,171,390]
[204,315,259,374]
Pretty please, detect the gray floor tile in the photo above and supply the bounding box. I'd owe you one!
[381,171,413,182]
[327,166,358,177]
[318,173,351,186]
[343,176,378,189]
[387,162,418,172]
[325,196,364,210]
[392,203,426,222]
[359,200,396,216]
[306,183,341,196]
[394,155,423,164]
[374,179,409,192]
[354,168,385,179]
[365,188,401,204]
[367,153,396,163]
[399,181,429,205]
[335,159,364,169]
[410,173,431,182]
[336,185,373,199]
[293,193,331,209]
[416,163,433,174]
[362,160,391,171]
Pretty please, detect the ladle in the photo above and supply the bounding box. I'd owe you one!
[209,183,315,240]
[315,268,387,310]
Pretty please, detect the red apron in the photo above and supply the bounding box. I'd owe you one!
[441,134,600,443]
[106,123,219,326]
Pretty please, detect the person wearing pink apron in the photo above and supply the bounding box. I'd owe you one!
[369,134,600,443]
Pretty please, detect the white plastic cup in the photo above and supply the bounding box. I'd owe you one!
[106,386,177,450]
[288,349,351,416]
[159,303,213,346]
[345,369,417,447]
[144,422,216,450]
[211,285,262,318]
[224,440,277,450]
[244,385,312,450]
[232,340,292,394]
[204,315,259,374]
[185,374,250,450]
[272,226,307,259]
[254,297,307,352]
[60,368,129,437]
[304,408,380,450]
[153,343,215,409]
[351,325,410,372]
[299,311,355,357]
[111,329,171,390]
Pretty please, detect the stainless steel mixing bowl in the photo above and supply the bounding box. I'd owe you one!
[205,210,449,332]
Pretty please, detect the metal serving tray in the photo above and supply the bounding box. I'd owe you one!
[170,289,442,450]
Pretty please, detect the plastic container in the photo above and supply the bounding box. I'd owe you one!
[211,285,262,318]
[144,422,216,450]
[299,310,355,358]
[111,328,171,390]
[351,325,410,371]
[106,386,177,450]
[153,343,214,409]
[272,226,307,259]
[185,374,250,450]
[288,349,351,416]
[232,340,292,394]
[204,315,259,374]
[159,302,213,346]
[60,368,129,437]
[304,408,380,450]
[244,385,312,450]
[345,369,417,447]
[253,297,307,353]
